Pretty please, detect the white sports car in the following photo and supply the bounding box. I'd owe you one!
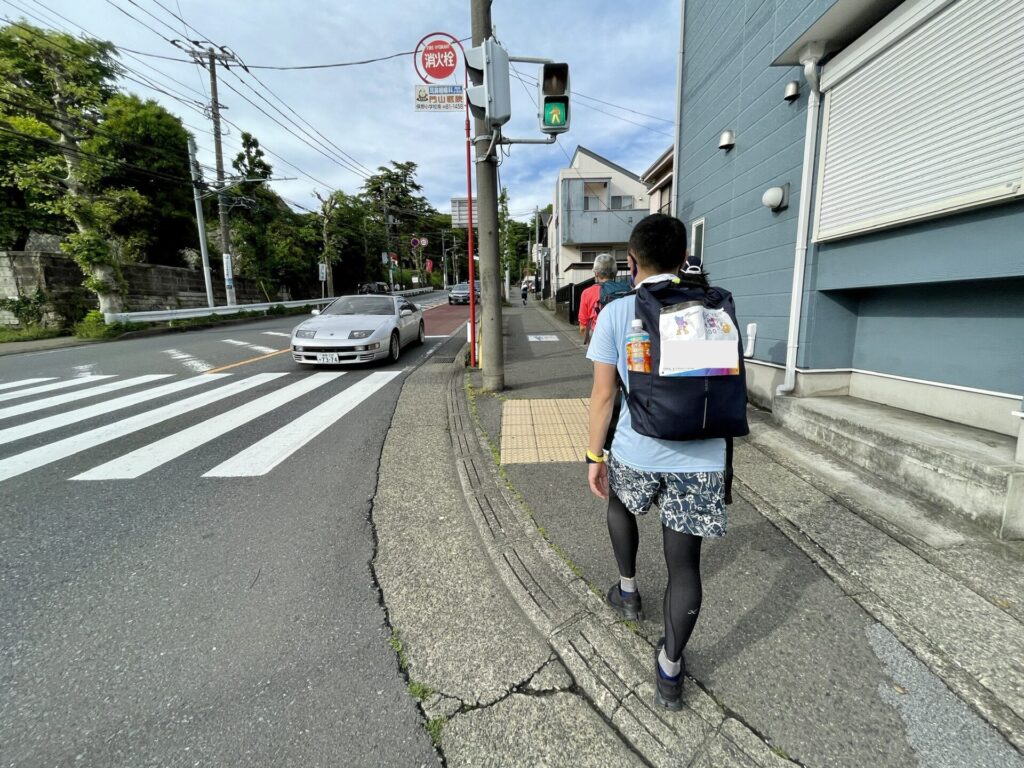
[291,295,425,365]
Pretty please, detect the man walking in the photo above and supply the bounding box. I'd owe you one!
[585,214,728,711]
[577,253,619,342]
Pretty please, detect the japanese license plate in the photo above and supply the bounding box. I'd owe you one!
[316,352,340,363]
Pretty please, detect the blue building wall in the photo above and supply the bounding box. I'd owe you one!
[675,0,835,366]
[675,0,1024,395]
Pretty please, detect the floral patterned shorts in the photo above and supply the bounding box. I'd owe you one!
[607,454,727,538]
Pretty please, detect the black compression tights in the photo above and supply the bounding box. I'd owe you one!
[607,494,704,663]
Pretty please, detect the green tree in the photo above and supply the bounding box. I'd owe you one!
[362,161,436,283]
[0,22,132,313]
[81,93,195,265]
[231,131,272,181]
[0,112,66,249]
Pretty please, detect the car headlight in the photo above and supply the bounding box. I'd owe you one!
[349,329,374,339]
[367,342,381,350]
[295,328,317,339]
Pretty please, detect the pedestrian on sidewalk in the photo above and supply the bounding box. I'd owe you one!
[521,281,529,306]
[577,253,618,343]
[585,214,730,712]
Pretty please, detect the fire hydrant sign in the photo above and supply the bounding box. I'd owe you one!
[414,84,464,111]
[422,39,457,80]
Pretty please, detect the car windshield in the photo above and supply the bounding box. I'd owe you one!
[321,296,395,316]
[452,284,469,291]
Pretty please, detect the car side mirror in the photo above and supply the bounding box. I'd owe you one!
[311,309,320,316]
[400,308,413,317]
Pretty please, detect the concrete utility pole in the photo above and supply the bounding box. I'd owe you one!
[207,48,237,306]
[471,0,504,391]
[186,136,215,307]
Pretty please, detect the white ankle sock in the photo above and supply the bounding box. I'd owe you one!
[659,648,681,678]
[620,576,637,594]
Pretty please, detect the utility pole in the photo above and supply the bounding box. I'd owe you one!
[186,136,215,308]
[534,205,541,296]
[207,48,236,306]
[470,0,504,390]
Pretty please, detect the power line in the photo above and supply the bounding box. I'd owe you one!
[115,43,472,70]
[513,69,674,125]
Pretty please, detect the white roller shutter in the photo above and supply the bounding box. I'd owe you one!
[813,0,1024,242]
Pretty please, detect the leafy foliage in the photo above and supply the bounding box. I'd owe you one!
[0,287,47,325]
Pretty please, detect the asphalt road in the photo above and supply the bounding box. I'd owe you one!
[0,291,466,767]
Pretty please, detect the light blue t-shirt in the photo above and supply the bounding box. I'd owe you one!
[586,285,726,473]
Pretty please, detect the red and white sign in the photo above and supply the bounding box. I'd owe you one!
[425,259,434,274]
[421,39,457,80]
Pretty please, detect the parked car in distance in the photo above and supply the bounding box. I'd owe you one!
[358,281,391,294]
[448,282,480,305]
[291,295,424,365]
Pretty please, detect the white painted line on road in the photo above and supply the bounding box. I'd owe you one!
[0,374,173,421]
[424,336,449,339]
[222,339,280,354]
[0,375,229,446]
[73,372,342,480]
[204,371,401,477]
[0,374,280,482]
[0,378,56,392]
[262,331,290,337]
[0,375,116,403]
[163,349,213,373]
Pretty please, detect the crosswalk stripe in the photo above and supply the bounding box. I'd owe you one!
[0,375,229,446]
[262,331,290,337]
[0,375,116,403]
[0,374,282,482]
[73,373,344,480]
[0,378,56,392]
[222,339,248,346]
[0,375,173,421]
[163,349,213,372]
[204,371,401,477]
[223,339,279,354]
[248,344,279,354]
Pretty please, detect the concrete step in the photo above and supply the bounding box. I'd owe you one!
[772,395,1023,538]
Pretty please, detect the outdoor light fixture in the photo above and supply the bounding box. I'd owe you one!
[784,81,800,102]
[718,130,735,151]
[761,183,790,212]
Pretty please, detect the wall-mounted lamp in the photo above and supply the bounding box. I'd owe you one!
[783,80,800,102]
[761,182,790,212]
[718,129,735,151]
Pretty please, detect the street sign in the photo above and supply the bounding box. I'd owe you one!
[422,39,457,80]
[420,237,429,247]
[381,251,389,265]
[389,252,398,263]
[410,237,420,248]
[414,84,464,112]
[450,197,478,228]
[425,258,434,273]
[318,263,327,281]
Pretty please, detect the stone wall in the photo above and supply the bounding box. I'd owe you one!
[0,251,272,326]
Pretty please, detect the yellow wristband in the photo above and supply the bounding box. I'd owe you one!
[586,449,605,463]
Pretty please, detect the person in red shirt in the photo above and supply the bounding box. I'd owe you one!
[578,253,618,342]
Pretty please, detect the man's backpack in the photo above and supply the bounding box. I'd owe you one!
[584,278,631,343]
[625,278,749,441]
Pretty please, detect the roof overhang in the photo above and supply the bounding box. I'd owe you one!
[640,146,674,188]
[563,260,629,273]
[772,0,903,66]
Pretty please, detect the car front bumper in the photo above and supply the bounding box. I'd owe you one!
[291,342,387,364]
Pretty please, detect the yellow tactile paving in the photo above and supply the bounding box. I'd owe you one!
[499,398,591,464]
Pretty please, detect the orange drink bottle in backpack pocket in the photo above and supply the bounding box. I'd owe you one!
[626,319,652,373]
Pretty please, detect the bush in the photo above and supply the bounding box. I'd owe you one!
[73,310,141,339]
[0,288,48,326]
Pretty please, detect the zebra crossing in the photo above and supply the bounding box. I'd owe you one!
[0,370,402,483]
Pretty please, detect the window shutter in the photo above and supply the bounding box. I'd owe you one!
[813,0,1024,242]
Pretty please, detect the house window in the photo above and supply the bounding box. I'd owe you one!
[611,195,634,210]
[690,218,705,267]
[583,196,601,211]
[581,251,599,263]
[813,0,1024,241]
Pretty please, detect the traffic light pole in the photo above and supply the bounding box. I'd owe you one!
[470,0,500,386]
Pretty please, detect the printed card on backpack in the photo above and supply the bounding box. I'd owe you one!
[658,303,740,377]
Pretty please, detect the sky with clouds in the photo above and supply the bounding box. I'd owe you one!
[4,0,681,221]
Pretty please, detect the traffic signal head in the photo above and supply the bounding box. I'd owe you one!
[465,38,511,133]
[538,62,570,135]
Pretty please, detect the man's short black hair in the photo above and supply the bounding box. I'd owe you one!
[628,214,688,273]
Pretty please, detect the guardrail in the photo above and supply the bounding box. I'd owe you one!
[103,288,437,325]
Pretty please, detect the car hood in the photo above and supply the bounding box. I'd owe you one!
[293,315,390,338]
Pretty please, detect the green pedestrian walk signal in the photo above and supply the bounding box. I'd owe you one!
[544,100,567,128]
[538,62,570,135]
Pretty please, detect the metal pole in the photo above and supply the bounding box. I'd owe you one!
[463,81,477,367]
[471,0,502,389]
[186,136,215,308]
[208,49,236,306]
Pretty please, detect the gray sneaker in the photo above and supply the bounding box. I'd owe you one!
[606,584,643,621]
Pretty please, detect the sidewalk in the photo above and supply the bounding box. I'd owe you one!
[468,302,1022,766]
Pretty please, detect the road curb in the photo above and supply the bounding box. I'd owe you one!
[446,356,797,768]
